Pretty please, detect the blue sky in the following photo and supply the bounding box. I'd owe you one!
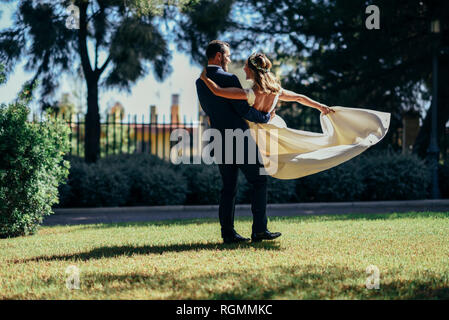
[0,1,203,123]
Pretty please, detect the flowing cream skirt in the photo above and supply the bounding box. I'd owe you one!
[247,106,391,180]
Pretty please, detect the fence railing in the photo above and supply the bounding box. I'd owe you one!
[46,113,205,161]
[30,109,326,161]
[32,110,448,162]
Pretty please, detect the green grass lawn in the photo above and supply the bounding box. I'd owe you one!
[1,212,449,299]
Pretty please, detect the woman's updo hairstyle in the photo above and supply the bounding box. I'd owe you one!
[247,52,281,95]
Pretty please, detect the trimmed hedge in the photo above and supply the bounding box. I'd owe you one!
[181,164,222,205]
[127,164,187,206]
[359,152,430,201]
[296,151,430,202]
[296,157,365,202]
[59,154,186,207]
[57,150,438,208]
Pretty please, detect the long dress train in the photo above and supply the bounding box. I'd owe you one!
[244,89,391,180]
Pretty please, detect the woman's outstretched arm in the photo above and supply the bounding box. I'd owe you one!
[279,89,335,114]
[200,69,248,100]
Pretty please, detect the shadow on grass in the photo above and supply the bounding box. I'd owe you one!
[14,241,281,263]
[49,211,449,231]
[18,264,448,300]
[203,265,449,300]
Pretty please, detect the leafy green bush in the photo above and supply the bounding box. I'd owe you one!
[100,153,169,168]
[126,164,187,206]
[57,156,89,207]
[296,157,365,202]
[295,151,429,202]
[57,150,436,208]
[181,164,222,205]
[359,152,430,200]
[58,154,186,207]
[116,154,186,206]
[79,162,130,207]
[0,100,70,237]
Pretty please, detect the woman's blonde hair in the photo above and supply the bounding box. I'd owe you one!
[247,53,281,94]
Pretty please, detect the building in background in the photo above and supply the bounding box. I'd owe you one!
[132,94,203,160]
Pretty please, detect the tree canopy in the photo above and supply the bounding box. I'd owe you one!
[177,0,449,156]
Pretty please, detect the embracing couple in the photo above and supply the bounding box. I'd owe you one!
[195,40,391,245]
[195,40,332,244]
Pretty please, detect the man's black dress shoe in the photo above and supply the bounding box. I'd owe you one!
[251,231,282,242]
[223,233,250,244]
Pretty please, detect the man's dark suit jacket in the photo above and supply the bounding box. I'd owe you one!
[195,66,271,133]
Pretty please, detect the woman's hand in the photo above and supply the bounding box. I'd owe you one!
[200,69,207,81]
[269,109,276,122]
[318,104,335,115]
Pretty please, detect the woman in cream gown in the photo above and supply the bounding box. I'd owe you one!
[200,53,391,180]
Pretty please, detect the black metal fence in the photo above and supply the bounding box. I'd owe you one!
[35,112,204,160]
[30,108,326,161]
[32,109,449,162]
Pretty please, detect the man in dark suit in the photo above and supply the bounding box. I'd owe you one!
[195,40,281,244]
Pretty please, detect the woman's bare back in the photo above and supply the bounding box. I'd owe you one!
[252,90,279,113]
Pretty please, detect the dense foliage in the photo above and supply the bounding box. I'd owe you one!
[57,150,436,208]
[0,96,70,238]
[178,0,449,158]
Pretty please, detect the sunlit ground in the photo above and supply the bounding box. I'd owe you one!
[1,212,448,299]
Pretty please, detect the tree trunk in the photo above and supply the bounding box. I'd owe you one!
[85,79,100,163]
[77,0,103,163]
[412,51,449,159]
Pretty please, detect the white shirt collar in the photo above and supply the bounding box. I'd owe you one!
[207,64,222,68]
